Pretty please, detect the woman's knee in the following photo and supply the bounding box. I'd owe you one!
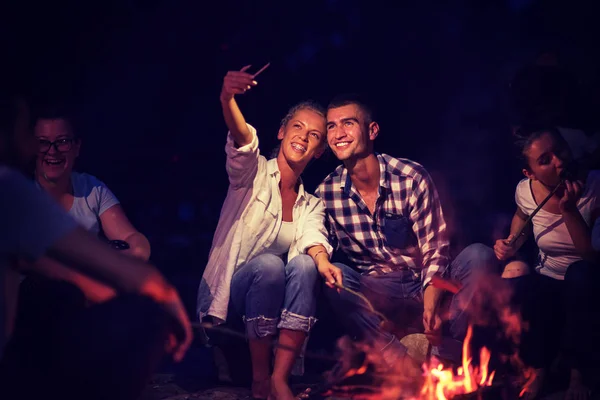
[286,254,318,282]
[455,243,500,276]
[502,261,531,279]
[250,253,286,286]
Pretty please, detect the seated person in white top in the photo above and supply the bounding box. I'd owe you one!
[0,93,192,400]
[494,127,600,399]
[197,66,338,400]
[15,107,153,308]
[33,106,150,260]
[9,106,153,339]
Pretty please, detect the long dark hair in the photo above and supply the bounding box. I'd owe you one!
[512,125,567,170]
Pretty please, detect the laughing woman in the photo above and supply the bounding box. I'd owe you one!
[13,107,152,327]
[197,66,338,400]
[32,107,150,260]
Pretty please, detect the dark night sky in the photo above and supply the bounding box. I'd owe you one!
[2,0,599,303]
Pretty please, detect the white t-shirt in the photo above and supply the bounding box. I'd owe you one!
[0,166,78,357]
[266,220,296,256]
[37,172,120,236]
[515,170,600,280]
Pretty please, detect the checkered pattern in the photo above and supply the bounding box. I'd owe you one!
[315,153,450,288]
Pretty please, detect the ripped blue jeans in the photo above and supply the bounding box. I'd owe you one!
[230,253,319,339]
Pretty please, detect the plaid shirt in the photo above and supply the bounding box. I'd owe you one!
[314,153,450,288]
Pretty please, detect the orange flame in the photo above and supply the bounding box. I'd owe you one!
[328,324,535,400]
[420,325,494,400]
[342,361,369,379]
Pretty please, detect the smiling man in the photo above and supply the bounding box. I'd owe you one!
[314,93,499,371]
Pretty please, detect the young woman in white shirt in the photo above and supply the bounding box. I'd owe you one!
[494,127,600,399]
[197,66,341,400]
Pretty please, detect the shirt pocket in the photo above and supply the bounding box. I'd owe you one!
[383,213,416,249]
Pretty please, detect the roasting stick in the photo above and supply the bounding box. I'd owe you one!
[508,178,565,246]
[333,282,389,324]
[252,62,271,79]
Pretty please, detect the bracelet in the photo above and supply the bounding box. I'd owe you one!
[312,250,328,261]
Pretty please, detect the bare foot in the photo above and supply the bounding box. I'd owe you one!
[296,387,311,399]
[271,376,294,400]
[252,378,271,399]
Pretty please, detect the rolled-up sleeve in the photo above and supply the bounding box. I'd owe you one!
[296,196,334,257]
[225,124,260,189]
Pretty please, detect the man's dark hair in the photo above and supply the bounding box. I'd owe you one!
[327,93,375,125]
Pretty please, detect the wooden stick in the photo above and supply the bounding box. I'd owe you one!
[252,62,270,78]
[333,282,390,324]
[507,179,564,246]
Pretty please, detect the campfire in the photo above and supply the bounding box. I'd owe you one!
[420,325,495,400]
[312,324,536,400]
[305,275,538,399]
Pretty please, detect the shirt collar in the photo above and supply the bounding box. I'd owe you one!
[339,153,389,193]
[377,153,391,191]
[267,157,307,203]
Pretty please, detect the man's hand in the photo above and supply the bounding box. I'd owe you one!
[423,308,443,346]
[559,180,584,214]
[139,275,192,363]
[157,286,193,363]
[493,234,517,261]
[423,284,443,346]
[220,65,258,103]
[317,260,343,290]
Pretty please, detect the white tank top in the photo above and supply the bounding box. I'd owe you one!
[267,221,296,256]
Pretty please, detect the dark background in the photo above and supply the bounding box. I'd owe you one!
[2,0,599,316]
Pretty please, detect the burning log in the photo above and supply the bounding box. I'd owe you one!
[450,382,514,400]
